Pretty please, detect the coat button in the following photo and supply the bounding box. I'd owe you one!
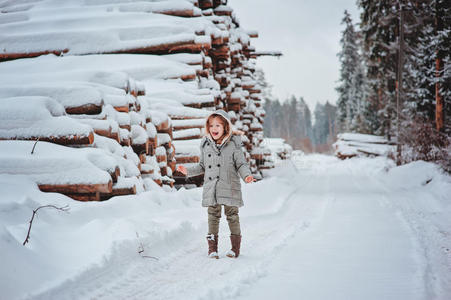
[217,153,220,156]
[208,154,211,157]
[209,177,212,180]
[217,164,220,167]
[208,165,211,168]
[216,176,219,179]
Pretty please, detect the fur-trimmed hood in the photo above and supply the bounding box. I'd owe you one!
[204,109,243,146]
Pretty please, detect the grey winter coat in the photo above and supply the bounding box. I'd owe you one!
[186,110,252,207]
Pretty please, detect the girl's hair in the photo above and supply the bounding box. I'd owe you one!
[205,114,230,144]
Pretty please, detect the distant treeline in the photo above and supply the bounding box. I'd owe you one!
[263,96,337,153]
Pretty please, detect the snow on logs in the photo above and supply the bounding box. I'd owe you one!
[0,55,201,197]
[0,85,104,115]
[0,1,219,60]
[0,97,95,146]
[0,0,269,198]
[333,133,396,159]
[262,138,293,162]
[0,140,117,201]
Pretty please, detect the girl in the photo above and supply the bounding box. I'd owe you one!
[177,109,255,259]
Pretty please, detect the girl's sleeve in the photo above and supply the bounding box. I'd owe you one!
[185,140,205,177]
[233,143,252,181]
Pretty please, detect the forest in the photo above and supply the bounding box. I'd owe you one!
[263,0,450,170]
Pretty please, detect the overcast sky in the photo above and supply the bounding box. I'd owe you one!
[228,0,361,110]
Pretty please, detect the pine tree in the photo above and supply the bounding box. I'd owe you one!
[258,68,277,138]
[336,10,371,134]
[336,10,359,132]
[287,96,299,144]
[298,97,314,151]
[313,103,325,145]
[432,0,451,133]
[357,68,374,133]
[263,98,274,137]
[313,102,337,147]
[350,40,371,132]
[405,19,435,122]
[298,97,313,140]
[358,0,399,139]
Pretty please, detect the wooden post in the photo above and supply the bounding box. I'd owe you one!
[435,1,444,132]
[396,5,404,165]
[436,57,444,132]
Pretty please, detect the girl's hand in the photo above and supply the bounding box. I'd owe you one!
[176,165,187,176]
[244,175,256,183]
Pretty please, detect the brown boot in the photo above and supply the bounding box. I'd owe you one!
[206,234,219,259]
[226,235,241,258]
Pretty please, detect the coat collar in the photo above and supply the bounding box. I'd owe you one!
[206,132,233,154]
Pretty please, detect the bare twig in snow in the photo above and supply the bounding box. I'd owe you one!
[23,204,70,246]
[136,231,158,260]
[31,137,40,155]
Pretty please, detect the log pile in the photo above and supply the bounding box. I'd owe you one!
[260,138,293,168]
[333,133,396,159]
[0,0,272,199]
[0,140,119,201]
[0,55,196,198]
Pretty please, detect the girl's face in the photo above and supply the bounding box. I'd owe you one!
[209,117,225,141]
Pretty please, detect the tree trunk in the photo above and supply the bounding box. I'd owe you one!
[435,57,444,132]
[435,1,445,132]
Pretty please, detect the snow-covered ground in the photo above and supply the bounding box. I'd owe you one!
[1,155,450,300]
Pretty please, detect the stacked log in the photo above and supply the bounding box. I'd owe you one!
[0,139,120,201]
[0,0,272,199]
[260,138,294,168]
[333,133,396,159]
[0,55,204,198]
[0,1,214,61]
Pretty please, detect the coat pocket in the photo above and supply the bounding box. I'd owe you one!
[231,177,240,189]
[226,155,236,184]
[231,186,242,200]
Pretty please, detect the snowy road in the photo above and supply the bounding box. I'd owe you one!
[27,155,450,300]
[237,156,424,300]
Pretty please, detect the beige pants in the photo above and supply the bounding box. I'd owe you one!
[208,204,241,236]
